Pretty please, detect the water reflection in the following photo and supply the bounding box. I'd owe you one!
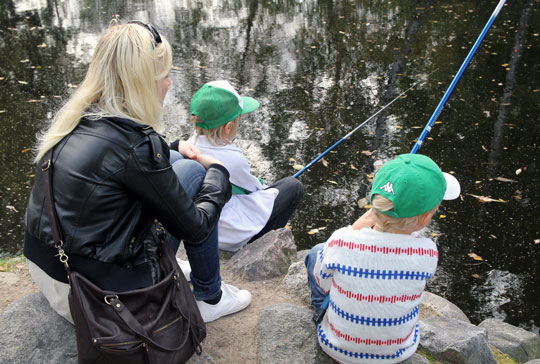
[2,0,539,333]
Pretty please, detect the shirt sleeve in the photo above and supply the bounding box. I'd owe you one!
[313,242,333,294]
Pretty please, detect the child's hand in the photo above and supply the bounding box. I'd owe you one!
[196,154,224,169]
[178,141,202,160]
[352,209,376,230]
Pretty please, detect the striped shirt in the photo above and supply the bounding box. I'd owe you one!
[314,226,438,363]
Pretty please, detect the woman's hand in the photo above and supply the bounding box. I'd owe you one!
[352,209,376,230]
[178,140,201,160]
[196,154,224,169]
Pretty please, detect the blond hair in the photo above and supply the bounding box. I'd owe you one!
[34,21,172,163]
[371,194,439,233]
[191,115,240,146]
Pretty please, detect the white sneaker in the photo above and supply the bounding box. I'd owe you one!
[175,257,192,282]
[196,282,251,323]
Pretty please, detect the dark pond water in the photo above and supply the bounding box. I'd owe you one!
[1,0,539,333]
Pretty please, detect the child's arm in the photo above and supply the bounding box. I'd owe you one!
[351,209,376,230]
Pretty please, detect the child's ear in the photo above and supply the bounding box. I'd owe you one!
[224,122,233,133]
[418,210,434,229]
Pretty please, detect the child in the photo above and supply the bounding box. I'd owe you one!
[304,154,460,363]
[186,80,304,251]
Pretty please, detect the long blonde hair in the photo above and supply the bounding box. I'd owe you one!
[34,21,172,162]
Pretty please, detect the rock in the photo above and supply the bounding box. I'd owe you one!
[401,353,430,364]
[0,292,215,364]
[419,316,497,364]
[421,291,471,323]
[478,318,540,363]
[226,228,297,281]
[257,303,334,364]
[281,260,310,305]
[0,292,78,364]
[524,360,540,364]
[297,249,309,262]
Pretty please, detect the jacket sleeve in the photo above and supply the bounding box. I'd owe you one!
[123,134,232,244]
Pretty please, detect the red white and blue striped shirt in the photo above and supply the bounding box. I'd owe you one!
[313,226,438,363]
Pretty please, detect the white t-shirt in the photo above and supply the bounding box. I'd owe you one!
[188,135,278,251]
[313,226,438,363]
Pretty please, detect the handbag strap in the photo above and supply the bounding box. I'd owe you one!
[41,149,70,270]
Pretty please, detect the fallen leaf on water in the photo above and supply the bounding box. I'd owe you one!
[37,43,47,48]
[475,180,482,184]
[308,227,327,235]
[535,239,540,245]
[288,157,296,162]
[21,147,31,153]
[481,145,488,152]
[360,150,373,156]
[439,214,446,219]
[6,205,18,213]
[468,253,483,261]
[292,164,304,171]
[0,110,6,114]
[327,180,338,185]
[366,174,374,178]
[357,198,368,208]
[350,164,357,170]
[501,63,509,67]
[321,158,329,167]
[0,77,4,81]
[472,274,480,278]
[467,194,505,203]
[27,99,41,103]
[18,80,28,84]
[434,121,443,124]
[515,168,522,175]
[494,176,517,183]
[20,59,30,63]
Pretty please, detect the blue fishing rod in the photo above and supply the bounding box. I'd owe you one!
[411,0,507,153]
[293,77,426,178]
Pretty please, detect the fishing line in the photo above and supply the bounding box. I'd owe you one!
[293,75,429,178]
[410,0,507,154]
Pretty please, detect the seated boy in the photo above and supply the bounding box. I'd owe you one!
[305,153,460,363]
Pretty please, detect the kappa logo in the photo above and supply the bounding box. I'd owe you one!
[380,182,395,195]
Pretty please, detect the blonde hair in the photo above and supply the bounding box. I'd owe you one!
[34,21,172,163]
[191,115,240,146]
[371,194,439,233]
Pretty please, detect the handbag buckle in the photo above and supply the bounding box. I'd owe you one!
[104,295,119,305]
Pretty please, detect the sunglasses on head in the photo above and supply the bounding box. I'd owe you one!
[128,21,162,45]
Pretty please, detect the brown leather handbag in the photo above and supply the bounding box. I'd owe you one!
[41,150,206,364]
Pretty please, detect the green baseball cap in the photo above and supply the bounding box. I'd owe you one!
[370,154,460,218]
[190,80,260,130]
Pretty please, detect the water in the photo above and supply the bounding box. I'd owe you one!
[1,0,538,333]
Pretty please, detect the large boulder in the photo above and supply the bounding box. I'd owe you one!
[257,303,333,364]
[401,353,430,364]
[0,292,214,364]
[226,228,297,281]
[478,318,540,363]
[419,316,497,364]
[421,291,471,323]
[0,292,78,364]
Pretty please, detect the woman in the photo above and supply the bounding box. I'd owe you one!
[23,21,251,324]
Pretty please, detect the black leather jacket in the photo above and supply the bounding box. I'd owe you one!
[24,116,231,290]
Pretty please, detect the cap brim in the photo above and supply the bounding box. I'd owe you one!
[240,96,259,114]
[443,172,461,200]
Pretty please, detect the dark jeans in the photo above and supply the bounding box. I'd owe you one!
[248,176,304,244]
[167,151,222,301]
